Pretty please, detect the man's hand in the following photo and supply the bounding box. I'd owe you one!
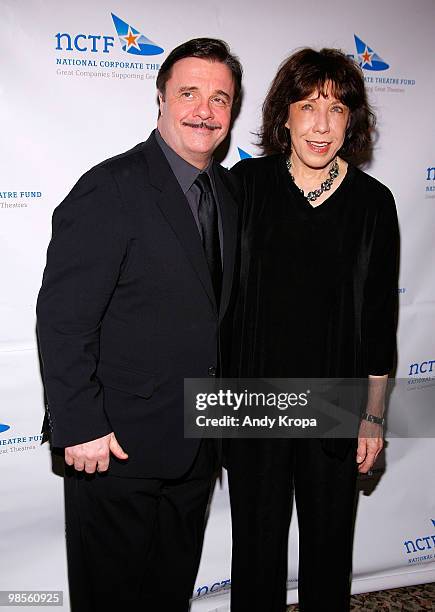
[65,432,128,474]
[356,419,383,474]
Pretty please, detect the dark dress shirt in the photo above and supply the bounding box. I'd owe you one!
[155,129,223,259]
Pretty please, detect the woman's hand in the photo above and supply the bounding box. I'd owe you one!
[356,419,383,473]
[356,374,388,473]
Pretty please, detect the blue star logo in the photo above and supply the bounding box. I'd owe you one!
[111,13,164,56]
[354,35,389,71]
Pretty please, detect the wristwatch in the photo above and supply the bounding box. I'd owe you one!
[361,412,385,426]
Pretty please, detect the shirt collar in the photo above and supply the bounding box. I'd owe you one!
[155,128,213,194]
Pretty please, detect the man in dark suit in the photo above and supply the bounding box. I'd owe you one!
[36,38,242,611]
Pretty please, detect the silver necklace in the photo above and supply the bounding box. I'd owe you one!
[286,157,339,203]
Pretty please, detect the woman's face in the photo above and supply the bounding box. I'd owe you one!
[285,84,350,171]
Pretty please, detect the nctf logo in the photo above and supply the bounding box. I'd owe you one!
[349,34,415,93]
[353,34,389,71]
[409,360,435,376]
[426,166,435,194]
[55,13,164,56]
[0,424,11,434]
[404,519,435,564]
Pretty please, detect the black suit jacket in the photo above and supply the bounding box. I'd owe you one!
[37,132,238,478]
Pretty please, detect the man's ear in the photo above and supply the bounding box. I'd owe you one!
[158,91,165,115]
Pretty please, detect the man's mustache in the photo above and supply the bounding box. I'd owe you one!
[182,121,222,131]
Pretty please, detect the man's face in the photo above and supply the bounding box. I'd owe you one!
[157,57,235,169]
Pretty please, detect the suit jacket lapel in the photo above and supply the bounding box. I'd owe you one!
[142,133,217,313]
[214,165,238,322]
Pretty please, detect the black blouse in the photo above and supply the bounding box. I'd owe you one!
[230,154,399,380]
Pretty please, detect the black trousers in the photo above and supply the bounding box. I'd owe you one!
[226,438,358,612]
[64,440,216,612]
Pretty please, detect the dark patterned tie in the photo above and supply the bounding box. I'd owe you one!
[195,172,222,306]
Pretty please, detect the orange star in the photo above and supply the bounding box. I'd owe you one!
[122,28,140,50]
[361,48,373,65]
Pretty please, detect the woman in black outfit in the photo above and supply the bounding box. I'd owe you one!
[227,48,399,611]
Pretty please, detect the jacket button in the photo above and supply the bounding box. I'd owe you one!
[208,366,216,377]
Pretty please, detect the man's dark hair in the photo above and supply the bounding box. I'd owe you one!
[260,47,375,160]
[156,38,243,103]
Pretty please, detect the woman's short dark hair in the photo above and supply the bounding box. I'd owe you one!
[260,47,375,159]
[156,38,243,103]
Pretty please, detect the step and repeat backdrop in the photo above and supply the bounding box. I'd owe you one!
[1,0,434,609]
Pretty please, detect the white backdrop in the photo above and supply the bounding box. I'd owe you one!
[1,0,434,609]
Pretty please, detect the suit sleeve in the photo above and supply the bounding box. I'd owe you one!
[36,166,129,447]
[363,187,400,375]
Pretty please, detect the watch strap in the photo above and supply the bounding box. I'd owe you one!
[361,412,385,426]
